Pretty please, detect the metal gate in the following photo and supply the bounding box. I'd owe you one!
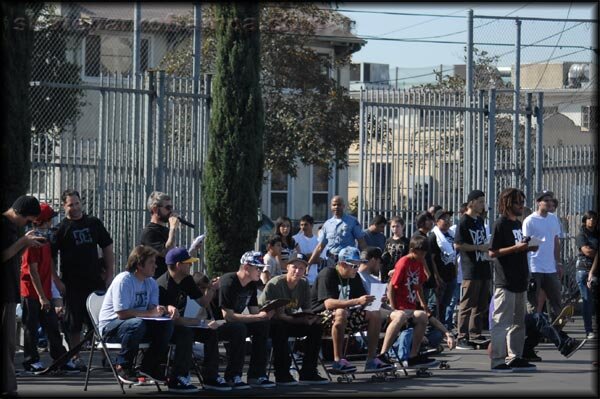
[29,72,211,271]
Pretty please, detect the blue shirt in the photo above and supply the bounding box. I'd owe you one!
[363,229,386,251]
[317,214,365,256]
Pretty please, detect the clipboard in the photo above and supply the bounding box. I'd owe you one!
[259,298,291,312]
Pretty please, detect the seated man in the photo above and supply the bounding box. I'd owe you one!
[156,247,230,392]
[310,246,395,373]
[259,253,329,386]
[218,251,276,389]
[357,247,409,363]
[98,245,175,384]
[388,235,438,367]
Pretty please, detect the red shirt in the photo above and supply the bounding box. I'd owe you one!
[390,255,427,310]
[20,243,53,300]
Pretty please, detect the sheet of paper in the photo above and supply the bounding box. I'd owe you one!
[141,316,171,321]
[365,282,387,312]
[184,296,202,318]
[528,236,544,247]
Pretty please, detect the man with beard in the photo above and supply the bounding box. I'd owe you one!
[140,191,180,279]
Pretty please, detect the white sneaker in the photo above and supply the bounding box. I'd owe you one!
[586,332,597,339]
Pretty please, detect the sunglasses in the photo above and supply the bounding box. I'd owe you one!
[343,262,360,269]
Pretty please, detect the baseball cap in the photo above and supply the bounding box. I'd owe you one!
[240,251,266,268]
[35,203,58,223]
[434,209,453,221]
[166,247,199,265]
[286,252,309,267]
[535,190,554,202]
[338,246,367,264]
[467,190,485,203]
[12,195,41,217]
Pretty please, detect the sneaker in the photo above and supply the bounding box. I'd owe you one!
[298,372,329,385]
[331,358,357,373]
[403,356,438,368]
[24,361,45,374]
[507,357,537,371]
[456,338,475,350]
[227,375,251,390]
[275,373,299,386]
[586,332,597,339]
[364,357,395,372]
[522,352,542,362]
[491,363,513,373]
[138,367,166,384]
[563,339,587,359]
[168,375,199,393]
[471,335,488,342]
[248,376,276,388]
[376,353,393,365]
[60,360,81,375]
[203,376,232,391]
[71,357,88,372]
[116,365,138,385]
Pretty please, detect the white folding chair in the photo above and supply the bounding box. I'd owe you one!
[83,291,160,394]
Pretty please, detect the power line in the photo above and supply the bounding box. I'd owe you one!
[332,8,467,19]
[533,3,572,90]
[376,8,469,37]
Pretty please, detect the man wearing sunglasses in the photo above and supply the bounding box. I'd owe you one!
[140,191,180,278]
[311,246,395,374]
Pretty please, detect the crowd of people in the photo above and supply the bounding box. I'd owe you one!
[1,188,597,395]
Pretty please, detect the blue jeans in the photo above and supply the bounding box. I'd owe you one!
[389,327,443,361]
[576,269,594,334]
[438,280,458,329]
[102,317,174,370]
[444,282,461,330]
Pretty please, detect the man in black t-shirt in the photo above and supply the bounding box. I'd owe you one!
[310,246,394,374]
[140,191,180,279]
[411,212,440,316]
[488,188,538,373]
[157,247,230,392]
[52,189,114,368]
[218,251,276,389]
[1,196,43,395]
[454,190,492,349]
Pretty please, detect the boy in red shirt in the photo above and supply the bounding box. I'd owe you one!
[389,235,436,367]
[20,203,77,374]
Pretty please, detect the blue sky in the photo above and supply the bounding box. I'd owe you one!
[336,2,597,73]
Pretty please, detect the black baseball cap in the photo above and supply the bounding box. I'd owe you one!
[535,190,554,202]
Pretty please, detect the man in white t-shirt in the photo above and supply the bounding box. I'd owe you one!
[293,215,320,284]
[522,190,563,319]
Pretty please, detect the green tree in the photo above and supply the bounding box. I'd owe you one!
[1,3,42,211]
[202,4,264,275]
[159,4,359,177]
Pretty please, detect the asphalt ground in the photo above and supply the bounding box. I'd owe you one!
[12,317,598,398]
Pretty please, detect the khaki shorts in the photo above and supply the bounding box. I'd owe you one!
[319,306,369,334]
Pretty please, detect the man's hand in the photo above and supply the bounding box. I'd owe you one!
[514,242,529,253]
[445,332,456,350]
[152,305,167,317]
[23,231,45,248]
[168,215,180,230]
[257,310,275,320]
[39,296,51,311]
[356,295,375,306]
[167,305,179,320]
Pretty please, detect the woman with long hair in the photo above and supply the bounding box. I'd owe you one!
[575,211,598,339]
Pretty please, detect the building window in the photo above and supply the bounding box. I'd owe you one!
[581,105,597,130]
[84,34,150,77]
[270,170,288,220]
[312,165,329,222]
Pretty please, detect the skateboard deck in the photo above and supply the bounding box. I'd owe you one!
[328,366,399,383]
[401,360,441,377]
[37,329,94,375]
[470,339,490,350]
[436,355,462,369]
[552,304,574,330]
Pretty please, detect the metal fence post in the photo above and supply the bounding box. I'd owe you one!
[144,71,156,213]
[524,92,533,208]
[512,18,521,187]
[97,78,106,221]
[535,92,544,195]
[487,88,497,224]
[358,88,365,225]
[465,9,474,192]
[156,70,165,190]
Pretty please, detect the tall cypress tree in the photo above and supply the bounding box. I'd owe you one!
[202,4,264,275]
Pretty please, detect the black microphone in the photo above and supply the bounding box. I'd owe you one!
[177,216,195,229]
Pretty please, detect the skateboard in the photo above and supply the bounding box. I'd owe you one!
[552,304,574,330]
[470,339,490,350]
[328,366,399,383]
[37,329,94,375]
[401,360,440,377]
[437,355,462,370]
